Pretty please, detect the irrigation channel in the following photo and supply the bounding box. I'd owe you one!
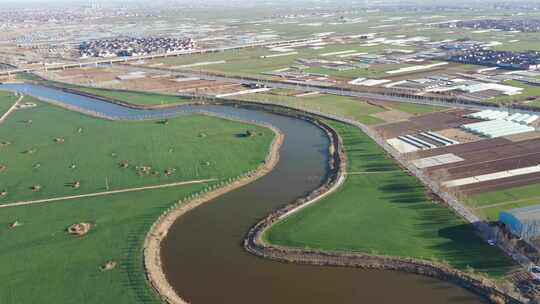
[0,83,487,303]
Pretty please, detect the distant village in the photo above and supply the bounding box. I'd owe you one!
[442,19,540,33]
[79,37,195,58]
[448,47,540,70]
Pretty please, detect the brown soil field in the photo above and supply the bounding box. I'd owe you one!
[411,138,511,159]
[375,109,477,138]
[413,136,540,194]
[505,131,540,142]
[56,68,119,82]
[459,172,540,195]
[437,128,482,143]
[370,109,412,123]
[431,151,540,179]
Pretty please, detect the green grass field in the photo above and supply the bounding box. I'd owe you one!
[0,100,274,303]
[242,92,386,125]
[489,80,540,104]
[240,91,443,124]
[75,87,191,106]
[467,184,540,221]
[264,121,515,277]
[0,185,206,304]
[154,43,414,78]
[304,64,410,79]
[0,90,18,116]
[0,101,273,203]
[383,100,445,114]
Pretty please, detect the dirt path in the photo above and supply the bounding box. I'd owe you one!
[0,93,23,123]
[0,179,216,209]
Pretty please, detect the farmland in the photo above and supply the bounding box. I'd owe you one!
[467,184,540,221]
[241,92,386,125]
[240,91,444,125]
[74,87,191,106]
[264,121,515,277]
[489,80,540,104]
[19,74,192,106]
[152,42,414,78]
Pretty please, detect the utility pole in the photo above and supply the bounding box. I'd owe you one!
[105,177,110,191]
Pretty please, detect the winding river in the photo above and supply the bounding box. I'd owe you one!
[1,83,486,303]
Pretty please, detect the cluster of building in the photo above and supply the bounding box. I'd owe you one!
[79,37,195,58]
[442,19,540,32]
[448,49,540,70]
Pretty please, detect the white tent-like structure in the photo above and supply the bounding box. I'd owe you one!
[462,120,535,138]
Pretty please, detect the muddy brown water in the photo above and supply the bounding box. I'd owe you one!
[0,84,486,304]
[160,108,487,304]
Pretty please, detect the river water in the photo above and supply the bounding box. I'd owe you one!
[0,83,486,304]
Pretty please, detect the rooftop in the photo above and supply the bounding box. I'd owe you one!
[502,204,540,222]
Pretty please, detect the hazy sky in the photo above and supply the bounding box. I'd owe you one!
[0,0,535,9]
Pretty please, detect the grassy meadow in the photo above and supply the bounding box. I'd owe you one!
[75,87,191,106]
[264,121,515,277]
[0,100,273,204]
[240,91,443,125]
[242,92,386,125]
[0,183,207,304]
[0,98,275,303]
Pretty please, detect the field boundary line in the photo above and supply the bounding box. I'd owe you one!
[346,170,402,175]
[474,196,540,210]
[0,179,216,208]
[438,150,540,172]
[0,93,23,123]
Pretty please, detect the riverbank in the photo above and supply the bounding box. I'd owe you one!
[245,119,521,304]
[6,79,520,302]
[144,125,284,304]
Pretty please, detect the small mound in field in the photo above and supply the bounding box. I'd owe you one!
[67,222,92,236]
[100,260,117,271]
[9,220,21,228]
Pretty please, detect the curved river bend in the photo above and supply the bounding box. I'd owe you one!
[1,83,485,304]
